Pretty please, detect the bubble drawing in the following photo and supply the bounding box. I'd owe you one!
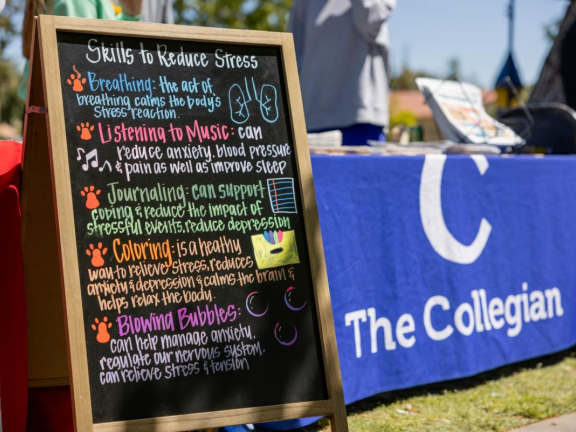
[284,286,307,311]
[246,291,269,317]
[274,323,298,346]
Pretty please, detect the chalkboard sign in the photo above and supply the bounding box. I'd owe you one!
[21,16,347,432]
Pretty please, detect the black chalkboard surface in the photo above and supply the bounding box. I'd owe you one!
[57,29,329,422]
[23,16,346,432]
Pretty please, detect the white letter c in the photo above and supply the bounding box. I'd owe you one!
[420,155,492,264]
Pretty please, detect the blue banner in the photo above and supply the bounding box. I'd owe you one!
[260,154,576,430]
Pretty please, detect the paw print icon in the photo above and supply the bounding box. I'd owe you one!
[86,242,107,268]
[91,317,112,343]
[77,122,94,140]
[80,186,101,209]
[67,65,86,92]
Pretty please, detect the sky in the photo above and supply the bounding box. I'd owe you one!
[2,0,570,89]
[388,0,568,88]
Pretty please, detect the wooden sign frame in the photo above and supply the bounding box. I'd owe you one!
[21,15,347,432]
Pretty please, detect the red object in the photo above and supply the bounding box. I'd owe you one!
[0,141,75,431]
[27,387,74,432]
[0,140,28,432]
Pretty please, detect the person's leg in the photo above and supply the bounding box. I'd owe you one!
[340,123,384,146]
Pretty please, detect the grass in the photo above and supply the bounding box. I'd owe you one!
[292,348,576,432]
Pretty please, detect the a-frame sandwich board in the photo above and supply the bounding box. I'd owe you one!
[21,15,348,432]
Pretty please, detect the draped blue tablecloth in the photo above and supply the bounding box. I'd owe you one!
[260,154,576,430]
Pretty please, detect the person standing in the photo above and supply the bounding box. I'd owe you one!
[20,0,143,101]
[141,0,173,24]
[289,0,396,145]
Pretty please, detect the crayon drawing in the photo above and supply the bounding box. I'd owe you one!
[251,230,299,269]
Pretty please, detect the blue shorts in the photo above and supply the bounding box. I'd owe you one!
[310,123,385,146]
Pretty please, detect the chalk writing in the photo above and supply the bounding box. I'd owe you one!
[57,30,327,423]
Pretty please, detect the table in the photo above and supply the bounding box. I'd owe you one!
[317,153,576,397]
[261,153,576,430]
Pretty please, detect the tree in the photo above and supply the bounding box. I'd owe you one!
[173,0,293,32]
[0,0,24,128]
[446,57,461,81]
[545,18,562,42]
[389,66,437,90]
[0,0,21,57]
[0,59,23,126]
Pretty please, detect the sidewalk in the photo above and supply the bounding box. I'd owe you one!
[511,414,576,431]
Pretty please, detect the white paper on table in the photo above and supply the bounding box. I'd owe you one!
[416,77,524,146]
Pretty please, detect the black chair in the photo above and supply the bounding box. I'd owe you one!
[498,103,576,154]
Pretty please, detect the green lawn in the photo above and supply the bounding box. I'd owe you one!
[297,348,576,432]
